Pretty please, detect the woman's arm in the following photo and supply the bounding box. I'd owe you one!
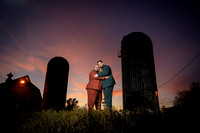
[95,76,105,80]
[95,76,110,80]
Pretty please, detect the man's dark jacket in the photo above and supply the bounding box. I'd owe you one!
[98,65,116,88]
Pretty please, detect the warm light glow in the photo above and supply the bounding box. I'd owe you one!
[25,77,29,82]
[20,80,25,84]
[155,91,158,97]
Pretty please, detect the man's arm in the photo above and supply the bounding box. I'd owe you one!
[98,65,110,77]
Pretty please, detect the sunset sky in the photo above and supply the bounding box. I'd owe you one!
[0,0,200,109]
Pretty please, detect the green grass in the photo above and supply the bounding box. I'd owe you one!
[12,108,136,133]
[3,107,199,133]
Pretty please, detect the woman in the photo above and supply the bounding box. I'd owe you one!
[86,65,109,112]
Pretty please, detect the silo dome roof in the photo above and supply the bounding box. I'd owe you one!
[121,32,152,46]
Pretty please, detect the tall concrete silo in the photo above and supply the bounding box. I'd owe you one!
[42,56,69,110]
[120,32,159,113]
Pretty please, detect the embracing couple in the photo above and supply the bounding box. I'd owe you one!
[86,60,116,112]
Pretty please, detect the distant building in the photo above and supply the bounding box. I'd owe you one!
[119,32,159,113]
[0,73,42,113]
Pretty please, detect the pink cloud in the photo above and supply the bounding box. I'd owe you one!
[69,80,87,92]
[0,45,48,75]
[0,53,35,73]
[67,92,87,99]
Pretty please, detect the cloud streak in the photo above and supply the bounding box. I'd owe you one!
[0,20,30,55]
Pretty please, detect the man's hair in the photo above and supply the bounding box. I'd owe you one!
[97,60,103,64]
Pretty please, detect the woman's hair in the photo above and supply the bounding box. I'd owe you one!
[93,65,99,72]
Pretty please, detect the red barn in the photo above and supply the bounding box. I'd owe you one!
[0,73,42,113]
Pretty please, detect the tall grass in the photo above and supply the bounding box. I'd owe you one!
[12,108,136,133]
[5,107,199,133]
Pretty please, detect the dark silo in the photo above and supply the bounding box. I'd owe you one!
[120,32,159,113]
[42,57,69,110]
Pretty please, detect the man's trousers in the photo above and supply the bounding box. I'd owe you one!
[102,86,113,109]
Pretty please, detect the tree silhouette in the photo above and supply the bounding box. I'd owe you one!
[173,82,200,111]
[65,98,78,111]
[160,82,200,132]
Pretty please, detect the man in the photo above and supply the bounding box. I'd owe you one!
[94,60,116,109]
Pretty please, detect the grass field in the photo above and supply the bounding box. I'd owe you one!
[12,108,136,133]
[1,107,199,133]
